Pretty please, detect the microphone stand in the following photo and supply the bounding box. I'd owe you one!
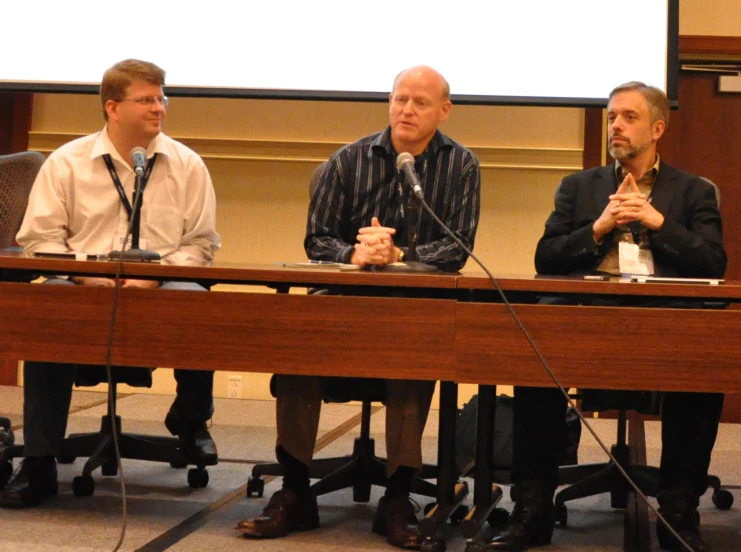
[107,171,161,262]
[382,195,438,273]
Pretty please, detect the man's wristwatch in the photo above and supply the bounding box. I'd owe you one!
[397,249,405,262]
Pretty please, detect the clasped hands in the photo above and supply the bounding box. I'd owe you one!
[350,217,402,268]
[592,172,664,243]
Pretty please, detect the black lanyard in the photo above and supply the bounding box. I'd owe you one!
[102,153,158,219]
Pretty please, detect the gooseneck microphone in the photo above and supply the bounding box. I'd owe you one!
[396,152,424,200]
[379,152,437,273]
[130,146,147,178]
[106,147,160,262]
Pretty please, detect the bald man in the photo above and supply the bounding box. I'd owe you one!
[237,66,481,550]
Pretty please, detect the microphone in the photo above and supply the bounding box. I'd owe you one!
[396,152,424,199]
[130,147,147,177]
[106,146,161,262]
[375,152,436,273]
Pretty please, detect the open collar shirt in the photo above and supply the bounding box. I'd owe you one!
[17,127,220,266]
[305,127,480,272]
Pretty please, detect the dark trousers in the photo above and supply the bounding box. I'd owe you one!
[512,386,723,497]
[22,361,214,457]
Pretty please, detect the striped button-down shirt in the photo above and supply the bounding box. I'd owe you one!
[305,127,480,272]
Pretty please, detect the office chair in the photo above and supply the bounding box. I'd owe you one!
[248,374,438,502]
[247,161,437,503]
[554,390,733,525]
[554,179,732,525]
[0,151,44,485]
[0,367,211,497]
[0,151,45,250]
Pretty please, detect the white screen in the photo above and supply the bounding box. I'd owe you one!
[0,0,675,106]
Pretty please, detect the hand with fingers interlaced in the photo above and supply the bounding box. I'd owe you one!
[592,172,664,243]
[351,217,401,267]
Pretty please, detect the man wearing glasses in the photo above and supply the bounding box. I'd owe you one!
[1,59,221,508]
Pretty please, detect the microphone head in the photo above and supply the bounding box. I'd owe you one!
[396,152,415,170]
[130,146,147,163]
[130,147,147,176]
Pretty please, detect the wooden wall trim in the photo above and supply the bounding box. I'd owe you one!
[679,35,741,57]
[28,132,583,172]
[582,108,605,169]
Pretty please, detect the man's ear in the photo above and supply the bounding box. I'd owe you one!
[652,119,666,141]
[439,100,452,123]
[104,99,119,122]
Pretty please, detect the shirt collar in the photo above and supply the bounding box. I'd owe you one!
[615,154,661,181]
[91,126,170,163]
[369,127,452,162]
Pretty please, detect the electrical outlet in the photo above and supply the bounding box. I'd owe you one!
[227,376,243,399]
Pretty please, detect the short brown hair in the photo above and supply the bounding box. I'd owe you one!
[608,81,669,126]
[100,59,166,120]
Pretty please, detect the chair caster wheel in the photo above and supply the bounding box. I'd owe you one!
[487,507,510,527]
[73,475,95,497]
[0,461,12,490]
[188,467,209,488]
[170,460,188,469]
[712,489,733,510]
[247,476,264,498]
[556,503,568,526]
[421,537,446,552]
[450,504,469,524]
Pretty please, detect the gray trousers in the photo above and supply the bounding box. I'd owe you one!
[22,279,215,457]
[275,375,436,476]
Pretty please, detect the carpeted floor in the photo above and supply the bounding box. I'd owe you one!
[0,385,739,552]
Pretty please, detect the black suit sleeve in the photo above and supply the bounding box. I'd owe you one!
[534,174,605,275]
[648,178,727,278]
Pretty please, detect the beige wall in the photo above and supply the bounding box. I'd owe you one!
[680,0,741,35]
[23,0,736,403]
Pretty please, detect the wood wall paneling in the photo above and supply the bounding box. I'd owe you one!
[0,92,32,155]
[0,92,33,384]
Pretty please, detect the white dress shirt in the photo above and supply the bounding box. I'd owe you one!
[17,128,220,266]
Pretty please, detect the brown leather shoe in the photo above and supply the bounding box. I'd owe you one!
[372,495,422,549]
[236,488,319,538]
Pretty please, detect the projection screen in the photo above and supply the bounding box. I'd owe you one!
[0,0,678,107]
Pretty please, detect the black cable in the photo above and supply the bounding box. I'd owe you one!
[418,199,697,552]
[101,172,148,552]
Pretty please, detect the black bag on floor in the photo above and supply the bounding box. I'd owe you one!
[455,394,581,477]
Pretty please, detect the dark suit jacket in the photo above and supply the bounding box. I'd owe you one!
[534,162,727,278]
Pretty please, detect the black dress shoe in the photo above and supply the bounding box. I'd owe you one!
[178,424,218,466]
[372,495,422,549]
[482,481,555,551]
[165,413,218,466]
[656,512,710,552]
[656,487,710,552]
[236,488,319,538]
[0,457,58,508]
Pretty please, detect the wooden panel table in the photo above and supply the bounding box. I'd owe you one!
[455,273,741,393]
[0,252,459,378]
